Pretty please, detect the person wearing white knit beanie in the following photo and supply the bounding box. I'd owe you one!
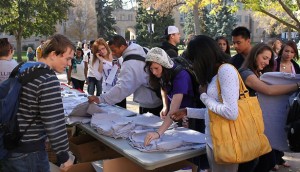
[144,47,195,145]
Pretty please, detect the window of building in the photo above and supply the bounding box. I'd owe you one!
[237,15,242,23]
[180,13,185,23]
[245,16,248,23]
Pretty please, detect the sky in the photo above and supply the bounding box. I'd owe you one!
[123,0,136,9]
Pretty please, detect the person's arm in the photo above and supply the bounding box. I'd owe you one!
[245,74,298,95]
[91,60,145,105]
[144,71,191,145]
[39,75,70,166]
[83,55,89,84]
[67,65,72,85]
[144,94,183,146]
[201,64,239,120]
[160,89,168,119]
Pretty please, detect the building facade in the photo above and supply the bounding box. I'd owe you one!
[1,2,266,50]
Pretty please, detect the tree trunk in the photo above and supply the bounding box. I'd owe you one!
[288,27,291,40]
[193,1,201,35]
[15,33,23,63]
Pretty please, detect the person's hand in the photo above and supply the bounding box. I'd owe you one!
[170,108,187,121]
[96,53,104,60]
[144,131,160,146]
[85,78,89,85]
[88,96,100,104]
[160,107,168,120]
[199,84,207,95]
[60,158,73,171]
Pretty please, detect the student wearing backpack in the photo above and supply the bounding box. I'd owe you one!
[144,47,195,123]
[0,38,18,84]
[2,34,75,172]
[88,35,162,115]
[238,43,300,172]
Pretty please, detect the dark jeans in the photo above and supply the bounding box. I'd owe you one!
[115,98,127,109]
[274,149,285,165]
[87,77,102,96]
[71,77,85,91]
[139,104,163,116]
[2,150,50,172]
[253,150,276,172]
[189,118,209,170]
[238,158,259,172]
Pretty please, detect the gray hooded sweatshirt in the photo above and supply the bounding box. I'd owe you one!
[99,43,162,109]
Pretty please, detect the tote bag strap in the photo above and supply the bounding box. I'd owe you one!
[216,64,250,101]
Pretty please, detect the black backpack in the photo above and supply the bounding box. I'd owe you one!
[169,57,204,107]
[0,62,52,159]
[123,55,203,107]
[286,90,300,152]
[123,54,161,99]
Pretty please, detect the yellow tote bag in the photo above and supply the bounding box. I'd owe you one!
[209,66,271,164]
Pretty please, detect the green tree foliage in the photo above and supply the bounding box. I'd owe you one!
[183,11,196,36]
[111,0,123,10]
[239,0,300,33]
[95,0,116,40]
[136,1,174,48]
[203,5,237,40]
[0,0,73,62]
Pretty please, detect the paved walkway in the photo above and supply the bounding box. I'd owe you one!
[57,72,300,172]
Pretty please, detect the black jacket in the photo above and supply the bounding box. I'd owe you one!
[160,41,178,57]
[275,56,300,74]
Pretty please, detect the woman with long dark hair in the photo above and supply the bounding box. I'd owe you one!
[143,47,195,140]
[170,35,240,172]
[216,36,231,56]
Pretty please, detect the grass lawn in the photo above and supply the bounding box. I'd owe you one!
[13,51,37,62]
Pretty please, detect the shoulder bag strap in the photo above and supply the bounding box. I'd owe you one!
[216,64,250,102]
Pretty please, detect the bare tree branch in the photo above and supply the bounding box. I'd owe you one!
[278,0,300,28]
[296,0,300,9]
[259,8,299,32]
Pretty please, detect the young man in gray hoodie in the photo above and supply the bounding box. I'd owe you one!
[88,35,162,115]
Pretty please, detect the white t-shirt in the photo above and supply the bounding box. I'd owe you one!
[102,58,120,93]
[0,59,18,83]
[83,54,102,80]
[70,58,86,81]
[83,49,91,56]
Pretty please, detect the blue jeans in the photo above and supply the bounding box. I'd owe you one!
[87,77,102,96]
[71,77,85,91]
[2,150,50,172]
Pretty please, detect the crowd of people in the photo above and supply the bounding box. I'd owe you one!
[1,25,300,172]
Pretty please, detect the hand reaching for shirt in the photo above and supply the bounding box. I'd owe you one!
[170,108,187,121]
[144,131,160,146]
[88,96,100,104]
[160,107,168,120]
[199,84,207,95]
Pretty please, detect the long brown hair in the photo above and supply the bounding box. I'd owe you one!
[278,40,299,61]
[144,61,172,91]
[241,43,274,76]
[91,38,111,65]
